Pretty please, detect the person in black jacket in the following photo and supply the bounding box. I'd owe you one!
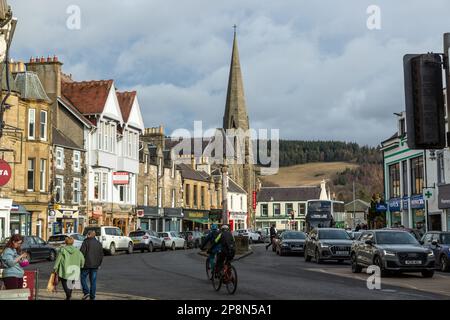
[214,225,235,274]
[265,225,277,251]
[80,230,104,300]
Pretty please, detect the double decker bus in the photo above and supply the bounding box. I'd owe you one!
[305,200,345,232]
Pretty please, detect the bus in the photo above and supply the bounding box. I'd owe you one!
[305,200,345,232]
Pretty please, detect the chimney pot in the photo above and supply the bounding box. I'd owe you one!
[47,55,51,62]
[53,55,58,62]
[30,57,35,63]
[40,56,45,63]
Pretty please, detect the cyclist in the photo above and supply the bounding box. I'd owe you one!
[214,224,236,277]
[200,224,221,278]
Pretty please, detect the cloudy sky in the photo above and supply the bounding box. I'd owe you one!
[8,0,450,146]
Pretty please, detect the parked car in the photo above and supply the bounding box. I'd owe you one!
[351,230,435,278]
[276,231,306,256]
[0,236,57,263]
[421,231,450,272]
[304,228,353,263]
[384,227,423,241]
[271,229,286,252]
[347,231,362,241]
[158,231,187,250]
[233,229,261,243]
[179,231,203,248]
[83,226,133,256]
[48,233,85,250]
[129,230,165,252]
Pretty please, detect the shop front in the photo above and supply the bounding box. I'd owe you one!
[10,204,31,236]
[49,205,81,235]
[209,209,222,225]
[88,205,104,227]
[229,211,247,231]
[112,208,134,236]
[438,184,450,231]
[0,198,12,240]
[410,194,426,233]
[182,209,208,232]
[388,198,402,227]
[137,206,159,231]
[164,208,183,232]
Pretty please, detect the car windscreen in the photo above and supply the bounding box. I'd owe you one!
[282,232,306,240]
[159,233,169,238]
[441,233,450,244]
[319,230,350,240]
[129,231,145,237]
[83,227,101,237]
[376,232,418,245]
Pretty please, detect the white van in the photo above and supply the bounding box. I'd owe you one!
[83,226,133,255]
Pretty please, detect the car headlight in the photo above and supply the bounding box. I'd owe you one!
[382,250,396,256]
[281,243,289,247]
[428,250,434,257]
[320,243,330,248]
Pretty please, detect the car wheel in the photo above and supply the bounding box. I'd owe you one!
[109,243,116,256]
[171,242,176,251]
[351,253,362,273]
[148,242,154,253]
[440,255,449,272]
[127,242,133,254]
[48,250,56,262]
[421,270,434,278]
[315,249,322,264]
[374,256,387,277]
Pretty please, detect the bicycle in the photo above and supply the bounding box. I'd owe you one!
[211,258,238,294]
[205,253,218,280]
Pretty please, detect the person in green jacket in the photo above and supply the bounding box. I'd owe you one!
[53,236,85,300]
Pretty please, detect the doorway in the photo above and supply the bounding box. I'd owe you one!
[429,214,442,231]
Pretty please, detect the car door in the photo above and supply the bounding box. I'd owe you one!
[105,227,117,248]
[116,228,128,249]
[149,231,160,247]
[361,232,375,266]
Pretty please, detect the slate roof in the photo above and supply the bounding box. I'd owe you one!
[228,178,246,194]
[62,80,113,115]
[116,91,136,122]
[257,187,321,202]
[14,71,51,102]
[177,163,211,182]
[52,127,83,150]
[58,97,92,128]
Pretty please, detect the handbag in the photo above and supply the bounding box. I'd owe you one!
[47,272,59,292]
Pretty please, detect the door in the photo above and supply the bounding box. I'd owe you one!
[63,219,75,234]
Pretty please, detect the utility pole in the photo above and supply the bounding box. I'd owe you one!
[222,161,228,225]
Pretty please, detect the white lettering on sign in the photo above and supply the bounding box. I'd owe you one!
[0,170,9,176]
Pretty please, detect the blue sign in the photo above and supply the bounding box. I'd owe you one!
[402,196,409,210]
[376,203,388,212]
[410,194,425,210]
[388,198,401,212]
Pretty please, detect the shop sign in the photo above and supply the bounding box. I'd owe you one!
[92,206,103,217]
[0,198,12,210]
[137,209,144,218]
[113,172,129,185]
[410,195,425,210]
[439,184,450,209]
[388,198,401,212]
[252,191,257,210]
[0,160,12,187]
[186,211,208,219]
[376,203,388,212]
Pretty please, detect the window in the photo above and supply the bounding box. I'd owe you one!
[389,163,400,198]
[171,189,176,208]
[73,178,81,204]
[119,185,126,202]
[55,176,64,203]
[240,196,243,211]
[73,151,81,172]
[39,159,46,192]
[56,147,64,169]
[94,173,100,200]
[286,203,293,216]
[128,131,132,157]
[185,184,190,206]
[144,155,148,174]
[201,186,205,207]
[298,203,306,216]
[28,109,35,139]
[261,204,268,217]
[27,159,35,191]
[97,122,102,150]
[101,173,108,201]
[193,185,198,207]
[40,111,47,140]
[438,152,445,184]
[402,161,408,196]
[103,122,108,151]
[144,185,148,206]
[273,203,281,216]
[410,156,424,195]
[110,124,115,153]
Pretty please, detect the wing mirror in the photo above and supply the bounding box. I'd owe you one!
[365,240,373,246]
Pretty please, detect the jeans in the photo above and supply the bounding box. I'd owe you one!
[81,268,98,300]
[60,278,72,300]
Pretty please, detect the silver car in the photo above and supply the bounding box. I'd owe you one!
[129,230,165,252]
[48,233,85,251]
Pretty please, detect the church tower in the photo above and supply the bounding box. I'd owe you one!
[223,28,257,228]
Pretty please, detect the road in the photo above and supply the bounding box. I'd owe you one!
[29,244,450,300]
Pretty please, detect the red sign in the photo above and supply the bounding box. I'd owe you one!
[113,172,129,184]
[137,209,144,218]
[23,270,37,300]
[252,191,257,210]
[0,160,12,187]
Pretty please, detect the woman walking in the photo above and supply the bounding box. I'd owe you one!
[1,234,28,289]
[53,236,85,300]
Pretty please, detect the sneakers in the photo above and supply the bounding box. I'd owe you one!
[82,294,90,300]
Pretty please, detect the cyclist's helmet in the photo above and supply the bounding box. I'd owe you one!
[211,224,218,230]
[221,224,230,230]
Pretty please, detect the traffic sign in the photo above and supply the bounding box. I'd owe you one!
[0,160,11,186]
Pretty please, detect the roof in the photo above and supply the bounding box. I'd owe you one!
[116,91,136,122]
[52,127,84,150]
[381,132,399,145]
[177,163,211,182]
[62,80,113,115]
[228,178,246,194]
[344,199,370,212]
[58,96,92,128]
[14,71,51,102]
[257,187,321,202]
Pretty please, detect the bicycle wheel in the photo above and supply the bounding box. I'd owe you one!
[212,269,222,291]
[225,265,238,295]
[206,258,212,280]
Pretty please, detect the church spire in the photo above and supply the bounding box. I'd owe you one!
[223,26,250,131]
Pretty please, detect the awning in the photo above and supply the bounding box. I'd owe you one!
[10,204,30,215]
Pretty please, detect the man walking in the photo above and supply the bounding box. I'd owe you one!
[80,230,104,300]
[265,224,277,251]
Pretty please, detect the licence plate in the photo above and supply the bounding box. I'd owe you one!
[292,247,302,250]
[133,240,140,244]
[405,260,422,265]
[335,251,349,255]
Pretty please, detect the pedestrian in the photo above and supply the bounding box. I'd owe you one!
[53,236,85,300]
[0,234,28,289]
[265,224,277,251]
[80,230,104,300]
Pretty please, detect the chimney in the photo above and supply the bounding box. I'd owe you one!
[26,54,63,104]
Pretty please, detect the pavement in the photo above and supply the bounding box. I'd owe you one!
[37,290,152,300]
[18,244,450,300]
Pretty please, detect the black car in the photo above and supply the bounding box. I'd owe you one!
[304,228,353,263]
[0,236,57,263]
[351,230,435,278]
[275,231,306,256]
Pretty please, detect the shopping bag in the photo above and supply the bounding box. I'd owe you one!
[47,272,58,292]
